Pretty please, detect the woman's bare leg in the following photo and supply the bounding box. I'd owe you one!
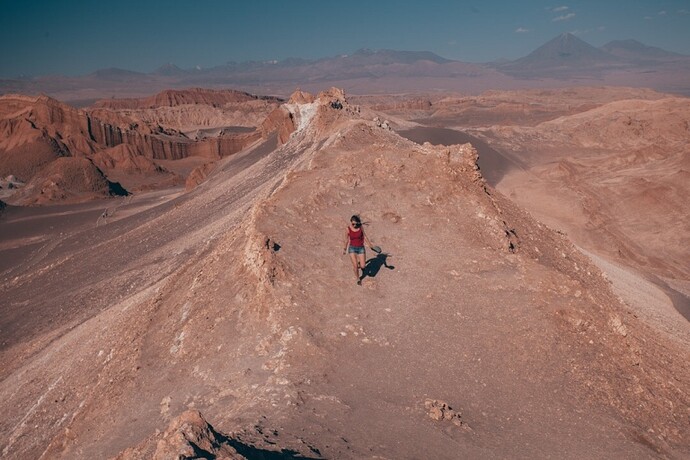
[357,252,367,279]
[349,253,360,280]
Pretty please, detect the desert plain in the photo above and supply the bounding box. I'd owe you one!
[1,36,689,460]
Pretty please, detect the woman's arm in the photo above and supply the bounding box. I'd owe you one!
[343,231,350,254]
[363,231,373,248]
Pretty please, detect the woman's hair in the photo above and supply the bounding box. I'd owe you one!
[350,215,362,227]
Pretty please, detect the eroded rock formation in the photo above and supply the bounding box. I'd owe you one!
[0,89,270,203]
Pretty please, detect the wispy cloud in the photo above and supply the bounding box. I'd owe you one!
[553,12,576,21]
[658,10,667,16]
[644,15,653,20]
[679,9,690,15]
[515,27,530,33]
[569,29,590,35]
[597,26,606,31]
[552,6,569,12]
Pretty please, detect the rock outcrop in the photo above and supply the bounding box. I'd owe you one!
[92,144,164,175]
[11,156,127,205]
[260,88,355,147]
[0,95,96,182]
[116,410,245,460]
[0,90,267,203]
[90,89,283,137]
[185,161,217,191]
[93,88,282,110]
[259,106,296,146]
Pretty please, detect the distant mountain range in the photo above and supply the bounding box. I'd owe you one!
[2,34,689,101]
[496,33,688,77]
[601,39,686,61]
[497,33,622,77]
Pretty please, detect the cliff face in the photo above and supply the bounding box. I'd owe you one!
[92,88,283,110]
[90,88,283,136]
[0,90,269,204]
[196,130,262,158]
[87,120,189,160]
[0,95,95,156]
[0,95,98,182]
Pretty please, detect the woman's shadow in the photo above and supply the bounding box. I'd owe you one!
[360,251,395,282]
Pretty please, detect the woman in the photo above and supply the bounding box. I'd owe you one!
[343,215,374,285]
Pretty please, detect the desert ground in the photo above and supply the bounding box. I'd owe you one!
[389,88,690,308]
[0,86,689,459]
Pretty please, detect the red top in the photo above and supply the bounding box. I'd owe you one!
[348,227,364,247]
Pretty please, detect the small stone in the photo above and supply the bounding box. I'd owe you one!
[424,399,463,425]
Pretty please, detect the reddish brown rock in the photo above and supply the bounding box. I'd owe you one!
[11,156,126,205]
[115,410,245,460]
[288,90,316,105]
[185,161,217,190]
[0,91,268,203]
[260,106,296,145]
[92,144,163,174]
[93,88,281,110]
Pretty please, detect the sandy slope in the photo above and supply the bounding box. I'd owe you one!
[385,89,690,327]
[472,97,690,305]
[0,90,688,459]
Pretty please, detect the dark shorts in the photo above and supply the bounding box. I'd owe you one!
[348,246,365,254]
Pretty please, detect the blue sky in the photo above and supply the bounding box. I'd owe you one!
[1,0,689,78]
